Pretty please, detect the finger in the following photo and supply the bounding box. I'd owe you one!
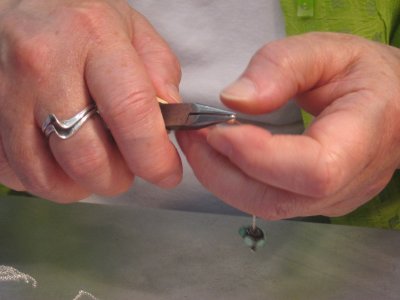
[179,129,393,219]
[130,11,181,102]
[206,95,378,198]
[35,72,134,197]
[49,117,134,197]
[176,130,318,220]
[177,130,359,219]
[2,117,90,202]
[220,32,363,114]
[0,136,24,191]
[85,37,182,188]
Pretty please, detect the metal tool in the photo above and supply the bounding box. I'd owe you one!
[159,100,264,250]
[159,102,237,130]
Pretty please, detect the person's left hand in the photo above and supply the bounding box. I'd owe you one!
[176,33,400,220]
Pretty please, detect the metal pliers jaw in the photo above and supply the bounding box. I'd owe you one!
[159,103,237,130]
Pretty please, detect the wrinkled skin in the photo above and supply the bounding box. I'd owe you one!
[177,33,400,220]
[0,0,183,202]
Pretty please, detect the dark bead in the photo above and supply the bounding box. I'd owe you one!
[238,225,266,251]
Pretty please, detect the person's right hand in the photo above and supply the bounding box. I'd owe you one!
[0,0,182,202]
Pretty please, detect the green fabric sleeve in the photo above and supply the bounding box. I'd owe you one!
[280,0,400,42]
[280,0,400,229]
[0,185,11,196]
[391,16,400,47]
[0,185,33,198]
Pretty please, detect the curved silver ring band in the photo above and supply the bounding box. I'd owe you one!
[41,104,98,140]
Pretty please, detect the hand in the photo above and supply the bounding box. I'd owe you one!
[0,0,182,202]
[177,32,400,220]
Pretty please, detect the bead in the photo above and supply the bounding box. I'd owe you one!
[243,236,256,248]
[238,225,266,251]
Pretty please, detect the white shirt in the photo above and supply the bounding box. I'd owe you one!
[129,0,301,124]
[87,0,302,214]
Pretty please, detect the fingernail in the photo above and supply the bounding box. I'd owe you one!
[220,78,257,101]
[166,84,181,103]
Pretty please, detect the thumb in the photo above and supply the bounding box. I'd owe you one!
[220,32,361,114]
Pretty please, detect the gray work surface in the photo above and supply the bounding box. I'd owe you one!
[0,196,399,300]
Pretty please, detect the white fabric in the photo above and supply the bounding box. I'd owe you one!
[130,0,300,124]
[86,1,303,214]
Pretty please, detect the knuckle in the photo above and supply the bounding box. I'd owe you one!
[257,41,291,69]
[143,42,181,75]
[56,2,118,43]
[255,42,304,90]
[57,139,133,196]
[106,88,157,134]
[0,14,53,75]
[11,34,53,75]
[64,144,107,180]
[311,153,342,198]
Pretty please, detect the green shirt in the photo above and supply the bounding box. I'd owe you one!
[280,0,400,229]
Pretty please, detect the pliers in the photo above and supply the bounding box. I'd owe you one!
[159,102,237,130]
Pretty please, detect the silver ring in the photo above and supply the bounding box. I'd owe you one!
[41,104,98,140]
